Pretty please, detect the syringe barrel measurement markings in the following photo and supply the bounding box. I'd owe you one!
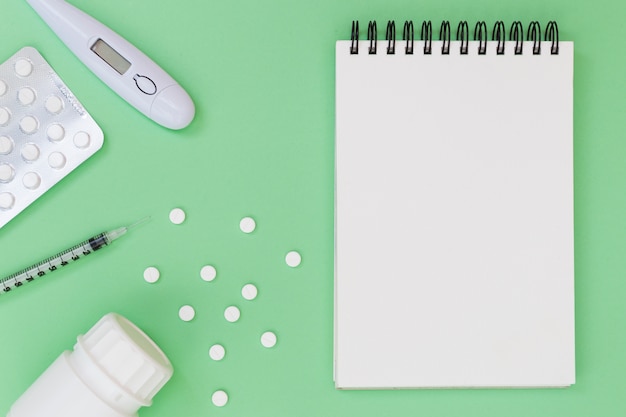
[0,234,110,293]
[0,219,147,296]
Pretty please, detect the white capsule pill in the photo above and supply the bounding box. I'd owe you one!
[261,331,277,348]
[0,80,7,96]
[0,107,10,126]
[73,131,91,149]
[239,216,256,233]
[224,306,240,323]
[169,208,186,224]
[45,95,64,114]
[0,164,15,183]
[21,143,40,162]
[0,192,15,210]
[48,152,67,170]
[209,344,226,361]
[22,172,41,190]
[0,136,14,155]
[143,266,160,283]
[241,283,258,301]
[17,87,36,106]
[14,59,33,77]
[19,115,38,134]
[211,390,228,407]
[200,265,217,282]
[178,305,195,322]
[47,124,65,142]
[285,251,302,268]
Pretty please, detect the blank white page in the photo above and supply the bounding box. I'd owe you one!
[335,40,574,389]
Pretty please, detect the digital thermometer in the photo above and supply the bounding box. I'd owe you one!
[26,0,195,130]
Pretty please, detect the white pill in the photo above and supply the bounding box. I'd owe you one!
[17,87,36,106]
[47,124,65,142]
[239,216,256,233]
[22,172,41,190]
[73,131,91,149]
[21,143,40,162]
[0,164,15,183]
[19,116,38,134]
[45,95,64,114]
[48,152,67,170]
[0,107,10,126]
[178,305,195,322]
[241,283,258,301]
[211,390,228,407]
[224,306,240,323]
[0,80,7,96]
[143,266,160,283]
[200,265,217,282]
[14,59,33,77]
[0,192,15,210]
[0,136,14,155]
[285,251,302,268]
[209,344,225,361]
[169,208,186,224]
[261,331,277,348]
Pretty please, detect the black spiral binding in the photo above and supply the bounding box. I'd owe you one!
[349,20,560,56]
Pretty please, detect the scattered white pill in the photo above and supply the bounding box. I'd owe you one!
[241,283,258,301]
[45,95,64,114]
[73,131,91,149]
[143,266,160,283]
[47,123,65,142]
[0,192,15,210]
[0,136,14,155]
[239,216,256,233]
[17,87,36,106]
[19,115,39,134]
[211,390,228,407]
[285,251,302,268]
[14,59,33,77]
[200,265,217,282]
[224,306,240,323]
[22,172,41,190]
[21,143,40,162]
[0,80,7,96]
[261,331,277,348]
[48,152,67,170]
[169,208,186,225]
[0,164,15,183]
[209,344,226,361]
[178,305,195,322]
[0,107,10,126]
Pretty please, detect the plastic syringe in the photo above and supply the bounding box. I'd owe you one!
[0,218,148,295]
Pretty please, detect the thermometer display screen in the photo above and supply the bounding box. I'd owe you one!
[90,39,131,75]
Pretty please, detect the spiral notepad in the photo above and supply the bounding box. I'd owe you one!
[334,20,575,389]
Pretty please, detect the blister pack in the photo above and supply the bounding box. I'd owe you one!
[0,46,103,228]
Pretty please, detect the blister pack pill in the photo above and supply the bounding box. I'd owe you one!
[0,46,103,228]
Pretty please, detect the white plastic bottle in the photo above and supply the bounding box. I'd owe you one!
[7,313,173,417]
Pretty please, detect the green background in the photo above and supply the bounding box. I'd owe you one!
[0,0,624,416]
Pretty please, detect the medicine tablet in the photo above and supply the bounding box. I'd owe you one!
[47,124,65,142]
[200,265,217,282]
[0,107,10,126]
[178,305,195,322]
[21,143,40,162]
[261,331,277,348]
[19,115,39,134]
[169,208,186,224]
[48,152,67,170]
[0,136,14,155]
[14,59,33,77]
[211,390,228,407]
[0,193,15,210]
[45,95,63,114]
[224,306,240,323]
[22,172,41,190]
[17,87,36,106]
[0,164,15,183]
[0,80,7,96]
[285,251,302,268]
[241,283,258,301]
[143,266,160,283]
[239,216,256,233]
[209,344,226,361]
[73,131,91,149]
